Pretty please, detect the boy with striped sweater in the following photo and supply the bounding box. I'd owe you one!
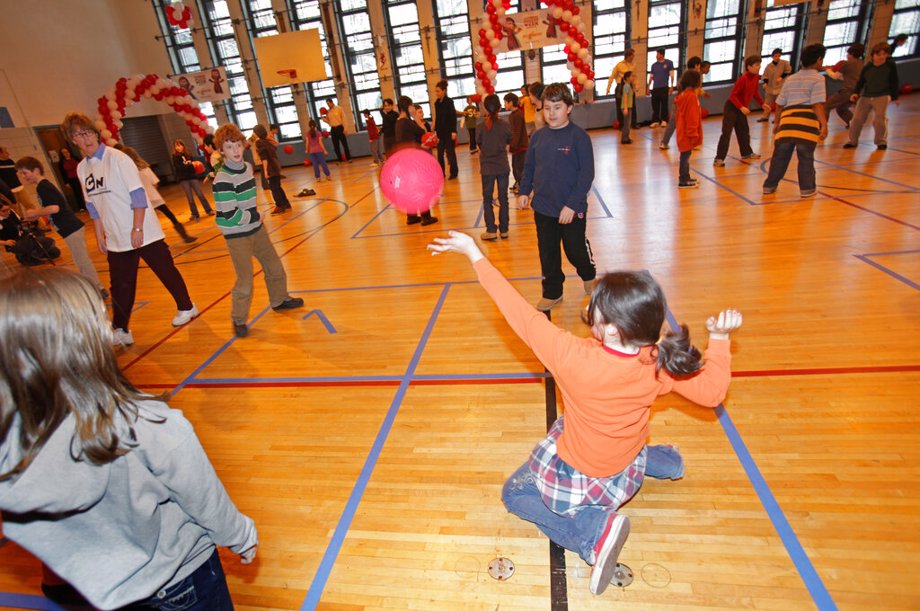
[213,124,303,338]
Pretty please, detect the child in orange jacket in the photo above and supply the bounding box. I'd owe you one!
[675,70,703,188]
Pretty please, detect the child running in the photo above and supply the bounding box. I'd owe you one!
[427,230,742,596]
[0,267,258,609]
[714,55,768,166]
[212,123,305,338]
[674,70,703,189]
[476,94,512,241]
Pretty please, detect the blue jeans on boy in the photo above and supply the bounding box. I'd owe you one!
[645,444,685,479]
[481,173,509,233]
[309,152,330,179]
[129,549,233,610]
[762,139,816,194]
[679,150,692,183]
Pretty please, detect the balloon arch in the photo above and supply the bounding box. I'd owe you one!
[474,0,595,97]
[94,73,213,146]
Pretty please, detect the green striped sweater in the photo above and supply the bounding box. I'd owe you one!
[212,160,262,239]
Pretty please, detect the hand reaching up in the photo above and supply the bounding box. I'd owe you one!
[427,231,485,263]
[706,309,743,340]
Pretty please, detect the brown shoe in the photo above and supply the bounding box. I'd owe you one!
[583,280,594,296]
[536,296,563,311]
[480,231,498,241]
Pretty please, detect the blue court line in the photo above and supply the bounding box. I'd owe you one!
[591,185,613,218]
[692,171,760,206]
[663,310,837,610]
[814,158,920,190]
[299,284,451,610]
[189,371,551,386]
[854,254,920,290]
[0,594,64,611]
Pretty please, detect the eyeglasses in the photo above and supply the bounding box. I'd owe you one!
[71,130,96,139]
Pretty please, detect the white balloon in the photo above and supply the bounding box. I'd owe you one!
[485,28,495,40]
[95,120,106,130]
[552,7,563,18]
[496,8,505,19]
[490,38,500,48]
[114,120,124,129]
[110,110,122,120]
[584,80,595,90]
[563,10,573,20]
[142,89,153,98]
[107,100,118,110]
[577,21,586,32]
[565,37,575,47]
[488,70,498,81]
[101,129,112,139]
[571,43,581,54]
[577,73,588,84]
[105,138,117,146]
[578,48,589,60]
[165,96,175,105]
[483,62,492,72]
[192,117,202,125]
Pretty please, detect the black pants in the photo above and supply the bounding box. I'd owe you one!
[436,137,458,178]
[615,82,638,129]
[155,204,191,239]
[716,102,753,160]
[534,211,595,300]
[330,125,351,161]
[108,239,193,331]
[268,175,290,209]
[468,128,477,151]
[511,150,526,186]
[651,87,670,123]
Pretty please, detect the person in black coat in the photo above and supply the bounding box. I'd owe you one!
[433,80,458,179]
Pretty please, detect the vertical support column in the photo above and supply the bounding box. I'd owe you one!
[181,0,230,125]
[804,2,829,48]
[633,0,649,94]
[418,0,442,117]
[685,0,706,64]
[744,0,767,63]
[867,1,895,48]
[270,0,312,138]
[367,2,396,105]
[224,0,270,128]
[318,0,355,131]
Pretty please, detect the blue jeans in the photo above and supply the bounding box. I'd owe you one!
[125,550,233,610]
[645,444,685,479]
[481,173,509,233]
[180,180,213,217]
[502,462,613,563]
[679,150,692,182]
[309,152,330,178]
[762,138,816,193]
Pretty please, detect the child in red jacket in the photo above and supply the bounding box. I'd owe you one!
[675,70,703,188]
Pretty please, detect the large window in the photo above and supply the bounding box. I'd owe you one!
[336,0,380,127]
[385,0,429,116]
[287,0,337,120]
[889,0,920,58]
[823,0,872,66]
[703,0,747,84]
[242,0,300,139]
[433,0,476,99]
[200,0,259,130]
[151,0,217,128]
[593,0,630,98]
[760,0,806,70]
[646,0,685,84]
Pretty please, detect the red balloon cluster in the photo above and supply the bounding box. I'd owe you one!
[475,0,512,94]
[165,2,193,29]
[542,0,594,93]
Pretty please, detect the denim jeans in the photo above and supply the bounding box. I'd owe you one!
[645,444,685,480]
[679,151,692,182]
[762,138,816,193]
[502,462,613,563]
[180,180,213,217]
[125,550,233,610]
[481,173,509,233]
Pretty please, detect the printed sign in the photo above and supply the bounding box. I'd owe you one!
[175,67,230,103]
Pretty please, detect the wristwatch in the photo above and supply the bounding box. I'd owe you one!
[133,227,143,233]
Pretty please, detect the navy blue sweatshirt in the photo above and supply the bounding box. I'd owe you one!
[519,121,594,216]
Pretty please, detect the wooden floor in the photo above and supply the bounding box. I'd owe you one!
[1,96,919,611]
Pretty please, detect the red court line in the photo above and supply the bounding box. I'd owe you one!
[733,364,920,378]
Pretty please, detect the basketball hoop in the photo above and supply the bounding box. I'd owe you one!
[277,69,298,79]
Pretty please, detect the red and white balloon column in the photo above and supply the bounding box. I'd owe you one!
[94,74,213,146]
[474,0,510,96]
[546,0,595,94]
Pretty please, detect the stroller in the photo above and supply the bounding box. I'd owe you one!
[0,197,61,266]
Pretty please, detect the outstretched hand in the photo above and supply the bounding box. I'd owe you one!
[427,231,484,263]
[706,309,743,339]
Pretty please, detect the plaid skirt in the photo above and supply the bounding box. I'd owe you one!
[526,416,646,516]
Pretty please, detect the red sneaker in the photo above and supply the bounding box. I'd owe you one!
[589,514,630,595]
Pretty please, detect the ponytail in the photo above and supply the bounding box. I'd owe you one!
[483,94,501,130]
[654,323,702,377]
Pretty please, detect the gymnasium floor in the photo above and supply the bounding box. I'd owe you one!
[1,96,918,611]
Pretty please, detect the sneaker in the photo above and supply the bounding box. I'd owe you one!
[742,153,761,160]
[470,149,479,155]
[270,206,286,215]
[658,143,669,150]
[800,189,817,198]
[649,122,659,128]
[206,210,216,216]
[589,514,631,596]
[297,188,316,197]
[171,304,199,327]
[621,139,633,144]
[183,235,198,243]
[272,296,305,312]
[843,142,857,149]
[713,158,725,167]
[877,144,887,150]
[763,186,777,195]
[583,280,594,295]
[112,328,134,346]
[678,181,698,189]
[480,231,498,241]
[406,216,422,225]
[420,215,439,226]
[499,232,509,239]
[188,215,200,223]
[536,296,563,311]
[233,322,249,338]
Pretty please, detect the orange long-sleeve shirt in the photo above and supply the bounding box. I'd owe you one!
[474,258,733,477]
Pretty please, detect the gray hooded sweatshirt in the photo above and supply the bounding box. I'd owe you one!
[0,399,257,610]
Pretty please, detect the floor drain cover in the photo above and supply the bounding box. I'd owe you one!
[487,557,515,581]
[612,562,633,587]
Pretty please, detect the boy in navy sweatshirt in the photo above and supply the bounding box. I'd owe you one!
[516,83,596,311]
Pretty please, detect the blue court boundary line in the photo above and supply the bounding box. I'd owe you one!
[853,253,920,290]
[0,593,63,610]
[664,310,837,610]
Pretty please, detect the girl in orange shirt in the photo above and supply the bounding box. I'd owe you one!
[428,231,742,597]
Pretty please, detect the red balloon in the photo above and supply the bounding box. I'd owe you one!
[421,132,439,148]
[563,45,571,55]
[482,78,491,87]
[574,83,583,93]
[613,120,621,129]
[379,148,444,214]
[192,160,205,174]
[320,107,328,115]
[701,108,710,118]
[474,61,483,71]
[283,144,294,154]
[570,77,579,85]
[321,131,329,138]
[900,83,913,95]
[470,94,482,103]
[303,157,313,167]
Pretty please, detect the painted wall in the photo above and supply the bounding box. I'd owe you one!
[0,0,172,129]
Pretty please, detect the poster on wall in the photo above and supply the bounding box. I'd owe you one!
[485,6,592,54]
[174,67,230,103]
